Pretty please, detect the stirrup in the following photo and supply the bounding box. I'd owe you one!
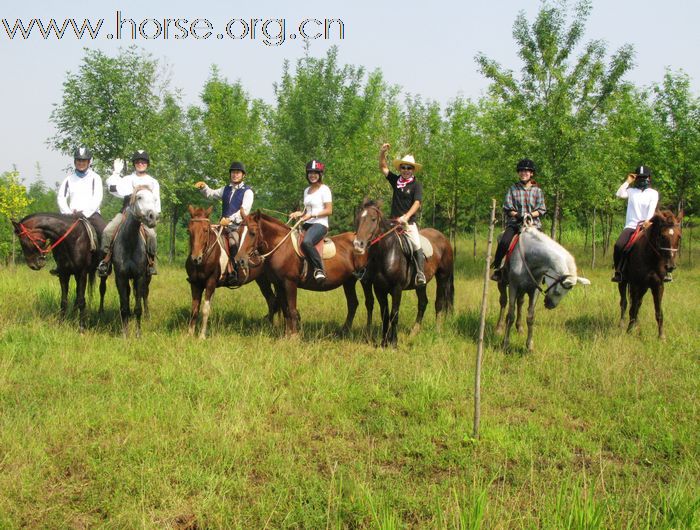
[313,269,326,281]
[97,260,111,277]
[415,271,426,285]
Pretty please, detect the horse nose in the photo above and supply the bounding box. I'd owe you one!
[353,239,366,253]
[192,254,202,265]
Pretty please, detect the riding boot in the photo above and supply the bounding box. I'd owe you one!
[148,255,157,276]
[97,255,111,277]
[413,250,427,285]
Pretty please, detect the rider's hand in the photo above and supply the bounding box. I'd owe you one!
[289,211,302,220]
[398,215,408,225]
[626,173,636,184]
[194,181,206,189]
[113,159,125,174]
[380,142,391,153]
[219,217,231,226]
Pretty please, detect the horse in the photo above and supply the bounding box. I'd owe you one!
[111,186,159,337]
[12,213,107,332]
[233,211,373,337]
[494,220,590,351]
[185,205,279,338]
[352,199,455,347]
[618,210,682,339]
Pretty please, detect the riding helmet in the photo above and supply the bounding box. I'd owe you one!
[131,150,150,163]
[229,161,246,174]
[516,158,536,173]
[73,146,92,160]
[635,165,652,178]
[306,160,325,173]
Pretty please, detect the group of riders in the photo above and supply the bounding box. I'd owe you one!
[56,144,666,284]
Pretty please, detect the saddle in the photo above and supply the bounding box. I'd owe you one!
[78,217,98,252]
[396,232,434,258]
[290,228,336,259]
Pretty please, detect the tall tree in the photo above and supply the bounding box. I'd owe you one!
[0,170,32,264]
[475,0,634,238]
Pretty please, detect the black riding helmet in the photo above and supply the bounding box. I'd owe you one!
[73,146,92,160]
[131,150,150,164]
[516,158,536,173]
[229,161,246,174]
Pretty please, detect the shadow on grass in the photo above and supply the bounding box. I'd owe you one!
[564,314,617,340]
[453,309,506,349]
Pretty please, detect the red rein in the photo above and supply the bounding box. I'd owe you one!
[18,219,81,254]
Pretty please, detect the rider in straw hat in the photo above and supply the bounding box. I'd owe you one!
[379,143,426,285]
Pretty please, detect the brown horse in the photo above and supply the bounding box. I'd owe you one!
[185,205,279,338]
[12,213,107,332]
[619,210,682,339]
[352,199,455,347]
[233,211,373,337]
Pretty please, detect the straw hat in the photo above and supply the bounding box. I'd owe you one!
[392,154,422,173]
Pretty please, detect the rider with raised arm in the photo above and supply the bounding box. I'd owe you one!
[378,143,426,285]
[97,150,160,277]
[491,158,547,282]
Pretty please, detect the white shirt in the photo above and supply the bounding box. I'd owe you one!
[616,182,659,229]
[199,182,254,224]
[106,171,161,214]
[57,169,103,218]
[303,184,332,227]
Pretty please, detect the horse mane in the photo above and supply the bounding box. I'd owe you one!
[18,212,74,225]
[253,211,291,232]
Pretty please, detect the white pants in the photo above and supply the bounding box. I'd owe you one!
[404,223,422,252]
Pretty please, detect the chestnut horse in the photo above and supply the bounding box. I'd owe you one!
[352,199,454,347]
[12,213,106,332]
[619,210,682,338]
[185,205,279,338]
[233,211,373,336]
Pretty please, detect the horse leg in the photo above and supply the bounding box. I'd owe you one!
[255,276,277,324]
[133,277,144,339]
[199,279,217,339]
[651,283,665,340]
[495,281,508,333]
[341,279,359,334]
[503,285,518,351]
[115,275,131,337]
[525,291,538,352]
[361,279,374,338]
[375,286,390,347]
[74,270,88,333]
[618,281,628,329]
[283,280,300,337]
[58,273,70,320]
[142,277,151,320]
[188,282,203,336]
[627,284,647,334]
[516,293,525,334]
[98,276,107,315]
[411,285,428,336]
[388,285,403,347]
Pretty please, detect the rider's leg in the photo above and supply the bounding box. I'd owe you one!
[97,212,123,276]
[491,225,517,281]
[406,223,426,285]
[301,223,328,280]
[144,226,157,275]
[612,228,634,282]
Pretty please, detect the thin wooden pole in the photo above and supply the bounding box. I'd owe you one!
[473,198,497,439]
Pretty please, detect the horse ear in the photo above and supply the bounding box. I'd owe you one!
[205,206,213,217]
[188,205,195,217]
[576,277,591,286]
[10,219,20,234]
[361,196,371,208]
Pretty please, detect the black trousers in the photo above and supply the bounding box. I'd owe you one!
[613,228,635,270]
[301,222,328,272]
[493,224,519,268]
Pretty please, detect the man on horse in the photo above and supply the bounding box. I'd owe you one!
[97,150,161,277]
[55,147,105,273]
[194,161,254,281]
[491,158,547,281]
[611,165,668,282]
[378,143,426,285]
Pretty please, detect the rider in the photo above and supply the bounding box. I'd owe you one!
[289,160,332,281]
[491,158,547,281]
[378,143,426,285]
[612,165,665,282]
[97,150,161,277]
[194,161,254,274]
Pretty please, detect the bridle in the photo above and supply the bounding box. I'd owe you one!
[647,221,681,259]
[189,218,220,262]
[237,215,304,268]
[357,206,403,247]
[16,219,81,255]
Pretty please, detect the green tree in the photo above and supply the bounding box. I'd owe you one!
[0,170,32,264]
[475,0,634,238]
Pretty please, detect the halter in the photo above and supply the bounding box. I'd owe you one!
[16,219,81,255]
[646,221,681,258]
[238,216,304,268]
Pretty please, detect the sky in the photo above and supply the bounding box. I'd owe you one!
[1,0,699,187]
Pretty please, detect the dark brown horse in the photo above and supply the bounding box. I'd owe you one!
[352,199,454,347]
[619,210,682,338]
[185,205,279,338]
[12,213,106,332]
[233,211,373,337]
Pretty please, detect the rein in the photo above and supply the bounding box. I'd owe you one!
[17,219,81,255]
[244,217,305,266]
[189,218,222,262]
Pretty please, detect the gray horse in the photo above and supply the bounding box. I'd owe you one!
[112,186,159,337]
[496,222,590,351]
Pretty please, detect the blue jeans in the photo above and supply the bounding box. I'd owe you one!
[301,222,327,272]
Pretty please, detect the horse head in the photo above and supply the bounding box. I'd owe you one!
[130,186,159,228]
[234,211,265,273]
[187,205,213,265]
[648,210,683,273]
[12,217,48,270]
[353,198,384,255]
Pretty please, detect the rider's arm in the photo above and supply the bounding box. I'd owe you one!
[616,174,635,199]
[152,178,162,215]
[57,177,71,214]
[532,187,546,218]
[379,144,390,177]
[200,185,224,200]
[400,200,421,223]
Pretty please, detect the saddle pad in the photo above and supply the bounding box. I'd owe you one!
[505,234,520,262]
[214,228,229,281]
[624,224,645,252]
[291,229,336,259]
[420,235,433,258]
[79,218,98,251]
[397,232,434,258]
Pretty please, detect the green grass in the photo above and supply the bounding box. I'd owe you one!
[0,240,698,528]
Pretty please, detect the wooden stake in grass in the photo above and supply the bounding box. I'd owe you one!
[473,198,497,439]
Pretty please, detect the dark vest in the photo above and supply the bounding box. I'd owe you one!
[221,184,251,219]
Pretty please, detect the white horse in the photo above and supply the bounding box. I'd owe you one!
[496,222,590,351]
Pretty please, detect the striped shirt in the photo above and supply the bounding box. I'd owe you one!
[503,182,547,228]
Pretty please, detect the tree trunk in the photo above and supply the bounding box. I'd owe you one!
[590,207,596,269]
[169,205,178,262]
[584,211,589,251]
[11,232,16,266]
[550,190,561,240]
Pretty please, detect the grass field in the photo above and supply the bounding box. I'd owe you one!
[0,239,698,528]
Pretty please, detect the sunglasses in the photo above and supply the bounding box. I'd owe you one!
[399,165,414,170]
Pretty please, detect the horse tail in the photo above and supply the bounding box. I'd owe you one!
[87,268,96,300]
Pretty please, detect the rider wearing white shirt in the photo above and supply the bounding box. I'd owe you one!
[98,150,160,276]
[57,147,104,223]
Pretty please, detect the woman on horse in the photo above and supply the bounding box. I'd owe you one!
[491,158,547,282]
[612,165,666,282]
[98,150,161,277]
[57,147,105,231]
[378,143,426,285]
[195,161,253,255]
[289,160,332,282]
